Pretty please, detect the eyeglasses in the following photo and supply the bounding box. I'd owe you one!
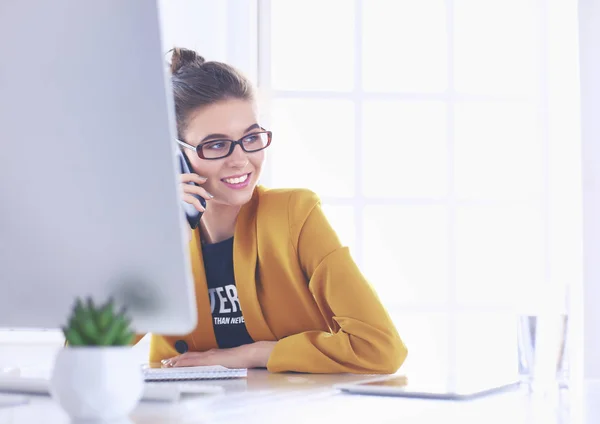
[177,130,272,160]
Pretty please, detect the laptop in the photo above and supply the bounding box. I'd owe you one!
[334,374,520,400]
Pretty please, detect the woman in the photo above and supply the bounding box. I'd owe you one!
[141,47,407,374]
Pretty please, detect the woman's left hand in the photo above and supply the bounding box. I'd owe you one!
[161,341,277,369]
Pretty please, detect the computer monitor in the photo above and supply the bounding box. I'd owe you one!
[0,1,197,334]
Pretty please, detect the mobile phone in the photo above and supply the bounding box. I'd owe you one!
[177,150,206,229]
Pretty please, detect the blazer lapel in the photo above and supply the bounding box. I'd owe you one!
[233,187,277,341]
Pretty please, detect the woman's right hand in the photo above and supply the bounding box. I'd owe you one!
[180,173,213,213]
[180,173,212,240]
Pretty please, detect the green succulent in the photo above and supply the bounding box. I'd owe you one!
[62,297,134,346]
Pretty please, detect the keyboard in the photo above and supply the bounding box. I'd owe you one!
[0,393,29,407]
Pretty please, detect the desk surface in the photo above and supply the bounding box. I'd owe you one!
[0,370,573,424]
[0,370,569,424]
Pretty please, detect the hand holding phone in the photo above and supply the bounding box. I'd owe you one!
[177,150,211,229]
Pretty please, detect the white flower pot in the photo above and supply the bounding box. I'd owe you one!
[49,347,144,421]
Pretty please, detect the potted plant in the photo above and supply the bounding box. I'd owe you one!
[49,296,144,421]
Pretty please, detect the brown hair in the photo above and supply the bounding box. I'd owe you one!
[168,47,255,137]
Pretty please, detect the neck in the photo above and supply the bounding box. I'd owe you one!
[199,202,242,245]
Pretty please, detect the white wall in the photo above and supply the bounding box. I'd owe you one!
[573,0,600,422]
[578,0,600,381]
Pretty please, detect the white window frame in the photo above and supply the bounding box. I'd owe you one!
[257,0,581,382]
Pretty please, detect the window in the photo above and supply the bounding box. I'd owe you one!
[258,0,581,381]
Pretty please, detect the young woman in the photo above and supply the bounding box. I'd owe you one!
[139,47,407,374]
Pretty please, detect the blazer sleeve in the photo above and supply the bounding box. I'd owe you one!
[266,190,408,374]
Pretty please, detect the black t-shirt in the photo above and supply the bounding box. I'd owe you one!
[201,236,254,349]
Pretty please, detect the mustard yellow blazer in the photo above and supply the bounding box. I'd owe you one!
[139,186,407,374]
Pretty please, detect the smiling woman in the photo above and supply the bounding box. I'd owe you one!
[131,47,407,374]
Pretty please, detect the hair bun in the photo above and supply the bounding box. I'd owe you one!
[169,47,206,74]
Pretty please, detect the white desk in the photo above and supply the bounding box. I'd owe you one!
[0,370,574,424]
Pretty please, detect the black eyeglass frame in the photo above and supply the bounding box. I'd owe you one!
[176,130,272,160]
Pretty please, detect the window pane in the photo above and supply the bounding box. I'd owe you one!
[270,0,354,92]
[455,205,545,309]
[362,100,447,198]
[389,311,449,381]
[454,0,539,96]
[363,205,449,306]
[321,205,357,257]
[363,0,447,93]
[270,99,355,197]
[454,102,542,200]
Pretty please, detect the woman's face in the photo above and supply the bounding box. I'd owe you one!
[181,98,266,208]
